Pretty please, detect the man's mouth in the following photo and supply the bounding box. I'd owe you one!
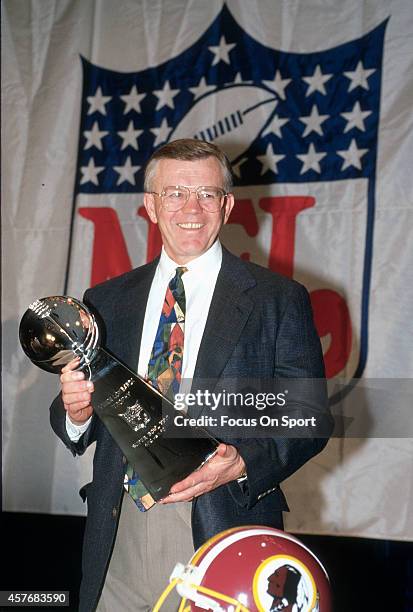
[177,223,204,229]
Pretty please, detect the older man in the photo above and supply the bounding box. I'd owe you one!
[50,138,331,611]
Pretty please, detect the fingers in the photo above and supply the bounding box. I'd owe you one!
[161,444,245,504]
[61,357,81,374]
[67,403,94,425]
[215,442,231,457]
[160,485,200,504]
[61,375,94,403]
[65,395,92,411]
[169,471,205,495]
[162,450,224,503]
[64,393,93,424]
[160,473,203,503]
[60,358,94,424]
[160,465,211,504]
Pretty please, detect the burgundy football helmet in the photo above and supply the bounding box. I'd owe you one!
[154,525,332,611]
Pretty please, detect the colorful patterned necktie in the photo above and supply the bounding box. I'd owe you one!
[147,266,187,399]
[124,267,187,511]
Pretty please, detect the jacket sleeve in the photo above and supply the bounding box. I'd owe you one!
[49,392,98,457]
[227,282,334,509]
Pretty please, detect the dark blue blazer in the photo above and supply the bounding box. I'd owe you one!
[50,247,331,611]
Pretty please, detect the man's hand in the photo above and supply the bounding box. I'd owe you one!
[160,443,246,504]
[60,358,94,425]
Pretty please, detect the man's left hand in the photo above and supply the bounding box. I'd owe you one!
[159,443,246,504]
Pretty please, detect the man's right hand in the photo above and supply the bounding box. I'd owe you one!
[60,358,94,425]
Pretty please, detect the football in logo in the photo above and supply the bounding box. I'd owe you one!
[170,84,278,162]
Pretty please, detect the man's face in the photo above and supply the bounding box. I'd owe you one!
[267,567,287,599]
[143,156,234,264]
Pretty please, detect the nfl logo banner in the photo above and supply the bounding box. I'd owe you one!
[67,6,386,407]
[4,1,413,541]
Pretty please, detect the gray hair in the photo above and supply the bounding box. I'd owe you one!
[143,138,234,192]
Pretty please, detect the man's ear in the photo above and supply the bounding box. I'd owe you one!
[222,193,235,224]
[143,192,158,224]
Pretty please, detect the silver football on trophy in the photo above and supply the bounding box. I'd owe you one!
[19,296,100,373]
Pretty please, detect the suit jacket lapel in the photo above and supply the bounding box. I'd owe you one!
[193,248,256,388]
[110,249,255,385]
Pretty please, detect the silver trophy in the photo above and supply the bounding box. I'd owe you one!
[19,296,218,507]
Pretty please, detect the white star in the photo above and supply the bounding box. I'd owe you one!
[341,101,372,133]
[151,118,172,147]
[120,85,146,114]
[153,80,180,111]
[302,65,333,96]
[83,121,108,150]
[262,113,288,138]
[262,70,292,101]
[337,138,368,170]
[208,36,236,66]
[296,143,327,174]
[299,105,329,137]
[113,156,140,185]
[87,86,112,116]
[257,143,285,175]
[117,121,143,150]
[189,77,215,101]
[80,158,105,185]
[344,61,375,92]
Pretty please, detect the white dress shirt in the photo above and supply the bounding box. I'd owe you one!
[66,240,222,441]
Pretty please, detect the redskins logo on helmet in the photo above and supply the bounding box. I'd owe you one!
[153,525,331,611]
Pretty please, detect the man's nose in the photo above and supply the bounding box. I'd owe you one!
[182,190,202,213]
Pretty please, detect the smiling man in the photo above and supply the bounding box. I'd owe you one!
[143,152,234,263]
[50,138,331,612]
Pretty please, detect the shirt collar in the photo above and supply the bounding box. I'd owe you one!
[158,240,222,282]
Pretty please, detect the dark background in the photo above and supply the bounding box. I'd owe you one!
[1,512,412,611]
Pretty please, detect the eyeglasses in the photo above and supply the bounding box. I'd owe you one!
[149,185,228,212]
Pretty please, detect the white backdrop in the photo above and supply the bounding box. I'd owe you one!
[2,0,413,541]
